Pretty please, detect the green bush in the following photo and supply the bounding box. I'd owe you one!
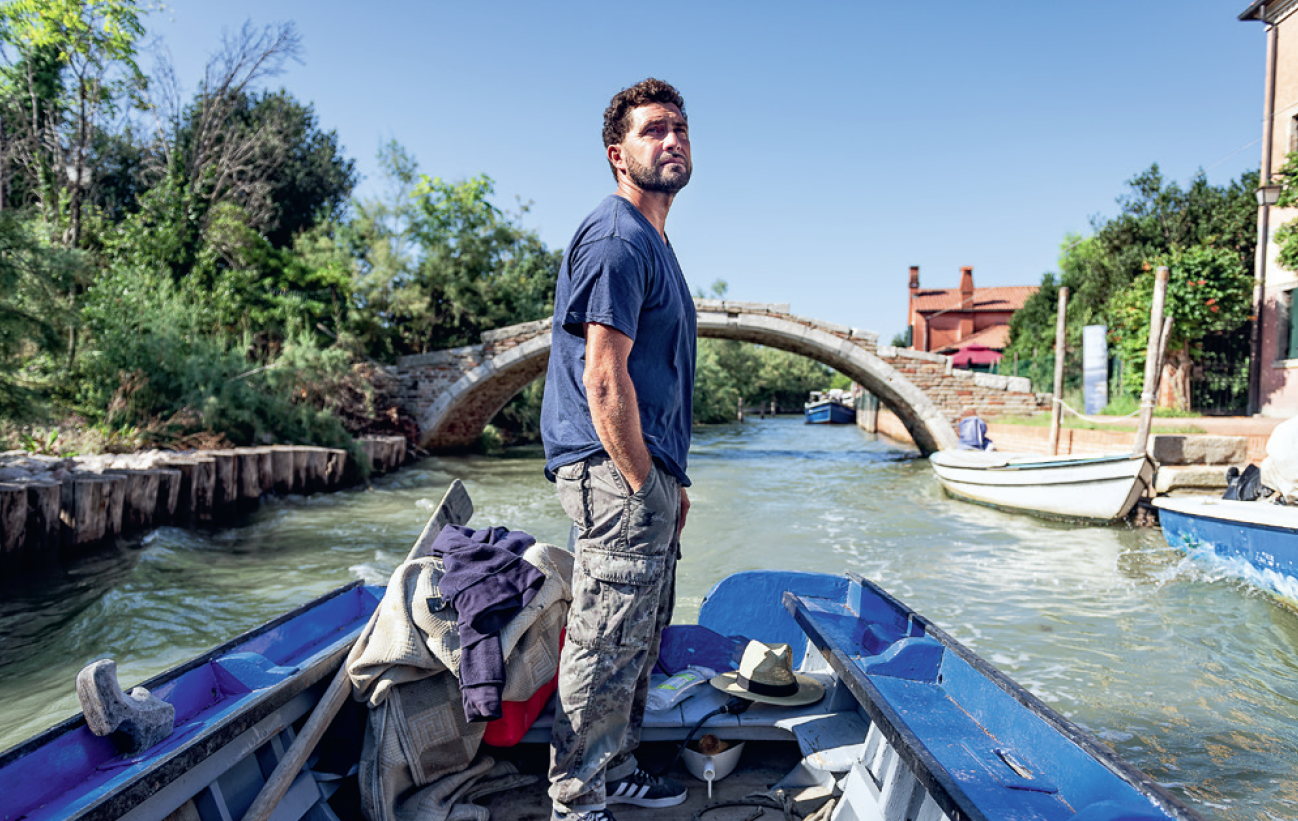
[76,265,358,450]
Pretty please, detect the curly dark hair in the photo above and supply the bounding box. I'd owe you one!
[602,78,686,180]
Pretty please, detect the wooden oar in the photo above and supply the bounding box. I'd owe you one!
[241,479,472,821]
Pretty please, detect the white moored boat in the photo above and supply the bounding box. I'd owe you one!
[928,450,1155,523]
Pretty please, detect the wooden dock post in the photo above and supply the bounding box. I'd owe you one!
[1134,267,1171,457]
[270,447,295,495]
[155,469,181,524]
[61,475,113,548]
[206,451,238,514]
[0,484,27,561]
[232,449,262,506]
[24,480,61,559]
[1048,287,1069,456]
[164,456,216,524]
[103,469,161,531]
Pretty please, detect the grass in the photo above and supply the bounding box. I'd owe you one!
[990,412,1205,434]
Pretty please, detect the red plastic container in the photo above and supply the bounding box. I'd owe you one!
[483,630,564,747]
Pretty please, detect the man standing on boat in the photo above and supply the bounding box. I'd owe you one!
[539,78,697,821]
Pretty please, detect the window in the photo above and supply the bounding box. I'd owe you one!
[1277,288,1298,361]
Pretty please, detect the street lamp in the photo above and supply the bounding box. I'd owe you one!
[1257,184,1282,206]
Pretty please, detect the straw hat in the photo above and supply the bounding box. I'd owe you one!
[709,641,824,707]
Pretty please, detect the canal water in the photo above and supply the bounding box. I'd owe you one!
[1,417,1296,820]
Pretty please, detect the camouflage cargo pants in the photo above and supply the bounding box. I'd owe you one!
[548,454,680,810]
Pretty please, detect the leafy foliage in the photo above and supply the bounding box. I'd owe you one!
[1107,247,1253,393]
[0,212,79,420]
[1007,164,1257,407]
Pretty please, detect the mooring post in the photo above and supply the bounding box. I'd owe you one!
[1133,266,1170,457]
[1048,286,1069,456]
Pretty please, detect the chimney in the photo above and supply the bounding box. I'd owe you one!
[909,266,920,291]
[958,266,974,340]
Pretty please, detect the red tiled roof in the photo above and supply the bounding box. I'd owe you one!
[936,324,1011,353]
[912,286,1037,314]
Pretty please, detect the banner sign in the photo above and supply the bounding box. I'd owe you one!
[1082,324,1108,415]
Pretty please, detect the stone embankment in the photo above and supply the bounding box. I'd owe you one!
[0,436,409,571]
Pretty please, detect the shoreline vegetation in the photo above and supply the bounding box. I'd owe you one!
[0,4,1262,470]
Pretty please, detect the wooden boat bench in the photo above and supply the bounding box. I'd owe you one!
[516,669,858,744]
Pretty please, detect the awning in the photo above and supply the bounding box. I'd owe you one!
[950,344,1003,366]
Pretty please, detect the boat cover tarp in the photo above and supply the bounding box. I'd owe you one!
[1261,416,1298,503]
[348,541,573,821]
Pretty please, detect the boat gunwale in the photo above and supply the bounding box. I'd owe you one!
[0,580,366,768]
[1152,497,1298,533]
[787,572,1204,821]
[930,452,1149,473]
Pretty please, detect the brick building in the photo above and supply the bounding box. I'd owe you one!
[906,266,1036,365]
[1241,1,1298,416]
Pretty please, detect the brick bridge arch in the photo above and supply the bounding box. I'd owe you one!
[396,301,1046,456]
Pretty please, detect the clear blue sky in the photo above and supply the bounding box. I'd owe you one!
[152,1,1264,341]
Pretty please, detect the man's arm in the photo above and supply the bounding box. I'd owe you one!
[583,322,653,492]
[584,322,691,533]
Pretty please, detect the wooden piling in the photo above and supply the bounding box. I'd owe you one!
[206,450,239,513]
[103,469,161,531]
[325,449,349,489]
[0,484,27,561]
[270,447,296,495]
[155,468,181,523]
[232,449,262,505]
[163,457,216,524]
[61,475,116,548]
[24,480,61,559]
[102,473,127,538]
[251,448,275,495]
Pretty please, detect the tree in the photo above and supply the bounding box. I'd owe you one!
[0,0,147,246]
[1007,164,1258,408]
[0,211,77,420]
[1108,248,1253,407]
[348,163,560,355]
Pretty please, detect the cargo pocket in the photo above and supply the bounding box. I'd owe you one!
[566,547,667,649]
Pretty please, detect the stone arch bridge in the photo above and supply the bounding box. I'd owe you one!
[395,301,1048,456]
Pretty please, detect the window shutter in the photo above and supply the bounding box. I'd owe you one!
[1280,289,1295,361]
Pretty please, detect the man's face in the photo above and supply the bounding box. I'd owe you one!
[614,102,691,194]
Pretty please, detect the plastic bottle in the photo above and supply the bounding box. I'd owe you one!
[646,665,716,711]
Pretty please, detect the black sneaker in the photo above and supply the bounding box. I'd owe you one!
[606,768,688,808]
[552,808,618,821]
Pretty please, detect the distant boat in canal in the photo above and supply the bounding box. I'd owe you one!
[1153,496,1298,601]
[929,450,1155,523]
[804,389,855,424]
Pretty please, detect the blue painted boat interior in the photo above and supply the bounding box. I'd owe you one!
[2,567,1195,821]
[770,572,1184,821]
[0,584,383,821]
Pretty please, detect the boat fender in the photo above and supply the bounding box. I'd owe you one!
[75,658,176,755]
[860,636,943,682]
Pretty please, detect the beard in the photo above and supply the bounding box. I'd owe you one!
[626,152,691,194]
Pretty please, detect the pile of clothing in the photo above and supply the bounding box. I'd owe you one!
[348,525,573,821]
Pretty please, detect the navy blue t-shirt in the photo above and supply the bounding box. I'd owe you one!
[541,195,697,486]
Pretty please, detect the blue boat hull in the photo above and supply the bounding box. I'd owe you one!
[804,400,855,424]
[1154,496,1298,601]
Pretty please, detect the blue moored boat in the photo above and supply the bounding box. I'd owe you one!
[1153,495,1298,602]
[804,390,856,425]
[0,481,1203,821]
